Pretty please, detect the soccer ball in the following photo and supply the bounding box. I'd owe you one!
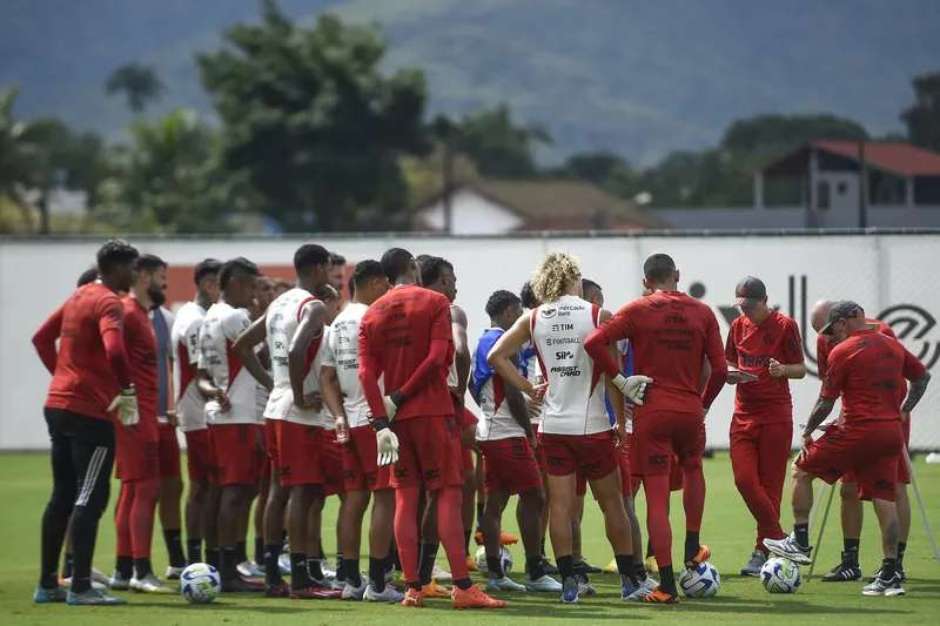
[180,563,221,604]
[760,557,801,593]
[474,545,513,575]
[678,561,721,598]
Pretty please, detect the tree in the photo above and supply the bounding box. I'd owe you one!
[451,104,551,178]
[105,63,164,113]
[0,88,36,228]
[197,0,427,232]
[721,113,868,159]
[555,151,630,186]
[901,71,940,152]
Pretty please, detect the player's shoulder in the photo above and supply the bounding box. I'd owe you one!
[770,309,798,328]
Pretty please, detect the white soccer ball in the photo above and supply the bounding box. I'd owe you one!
[678,561,721,598]
[180,562,221,604]
[760,557,801,593]
[474,545,513,575]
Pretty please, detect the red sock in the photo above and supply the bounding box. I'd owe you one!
[682,464,705,533]
[644,474,672,568]
[115,482,134,557]
[394,486,420,585]
[130,478,160,559]
[436,486,469,580]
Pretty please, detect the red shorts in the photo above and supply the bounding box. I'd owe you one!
[463,448,475,473]
[391,415,464,490]
[115,419,159,482]
[264,419,279,464]
[540,430,619,480]
[343,425,392,492]
[633,409,705,476]
[798,421,903,502]
[210,423,264,486]
[184,429,211,483]
[479,437,542,495]
[157,423,181,479]
[275,421,342,494]
[535,432,547,473]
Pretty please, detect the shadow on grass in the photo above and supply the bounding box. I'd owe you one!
[122,600,341,614]
[632,595,911,616]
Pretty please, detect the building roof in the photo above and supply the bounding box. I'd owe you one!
[418,178,667,230]
[763,140,940,177]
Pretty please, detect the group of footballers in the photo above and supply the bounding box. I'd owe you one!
[31,238,930,608]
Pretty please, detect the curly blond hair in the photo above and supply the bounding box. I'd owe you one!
[531,252,581,303]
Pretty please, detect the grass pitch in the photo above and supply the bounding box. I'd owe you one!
[3,451,939,625]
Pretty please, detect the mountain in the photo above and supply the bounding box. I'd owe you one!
[3,0,939,165]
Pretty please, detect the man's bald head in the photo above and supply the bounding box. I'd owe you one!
[810,299,834,333]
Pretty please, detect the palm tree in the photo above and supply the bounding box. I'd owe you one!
[105,63,164,113]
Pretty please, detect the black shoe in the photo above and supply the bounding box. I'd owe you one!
[870,565,906,583]
[541,558,559,575]
[822,554,862,582]
[572,559,602,575]
[221,576,265,593]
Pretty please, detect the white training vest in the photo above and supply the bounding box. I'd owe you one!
[530,294,609,435]
[198,301,257,424]
[323,302,371,428]
[172,301,207,432]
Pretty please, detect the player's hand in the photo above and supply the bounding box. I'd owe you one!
[303,392,324,412]
[768,358,787,378]
[382,395,400,421]
[524,382,548,402]
[335,416,350,444]
[213,389,231,413]
[376,427,400,466]
[612,374,653,406]
[528,431,538,450]
[108,387,139,426]
[727,370,759,385]
[614,422,627,448]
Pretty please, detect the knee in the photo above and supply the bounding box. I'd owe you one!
[840,482,859,501]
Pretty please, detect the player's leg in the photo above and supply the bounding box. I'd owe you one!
[865,497,903,596]
[480,487,512,582]
[822,479,864,581]
[286,484,316,592]
[731,420,778,575]
[895,484,911,578]
[38,411,77,600]
[218,484,251,590]
[679,418,708,568]
[183,429,210,565]
[252,465,270,571]
[261,468,289,594]
[157,426,185,577]
[462,451,476,562]
[340,487,369,595]
[112,482,134,588]
[366,487,396,596]
[129,475,165,590]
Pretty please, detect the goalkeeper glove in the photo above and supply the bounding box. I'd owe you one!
[375,426,400,466]
[611,374,653,406]
[108,386,139,426]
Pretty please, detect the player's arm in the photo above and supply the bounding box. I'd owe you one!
[804,350,845,440]
[97,298,132,389]
[701,311,729,409]
[901,348,931,414]
[488,311,542,399]
[802,396,837,442]
[586,307,653,405]
[503,355,533,438]
[451,304,471,403]
[32,306,65,374]
[768,321,807,379]
[233,314,271,388]
[393,300,454,406]
[723,325,755,384]
[319,365,349,437]
[598,309,627,436]
[358,320,388,420]
[288,300,327,408]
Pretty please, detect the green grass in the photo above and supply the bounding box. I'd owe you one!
[3,452,939,625]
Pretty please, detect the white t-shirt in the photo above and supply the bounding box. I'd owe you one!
[530,294,610,436]
[172,301,208,432]
[198,300,258,425]
[321,302,371,428]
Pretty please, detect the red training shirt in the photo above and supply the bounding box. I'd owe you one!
[35,283,130,420]
[123,296,159,429]
[358,284,455,421]
[816,318,895,380]
[585,291,727,415]
[821,328,925,424]
[725,309,803,421]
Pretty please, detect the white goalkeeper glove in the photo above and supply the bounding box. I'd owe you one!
[376,427,400,466]
[382,395,399,421]
[108,386,139,426]
[611,374,653,406]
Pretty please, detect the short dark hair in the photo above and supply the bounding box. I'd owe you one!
[486,290,522,318]
[314,284,339,302]
[220,257,259,290]
[135,253,167,273]
[353,260,385,290]
[294,244,331,274]
[96,239,139,275]
[418,256,453,287]
[520,281,540,309]
[77,266,98,287]
[330,252,346,266]
[643,253,676,282]
[194,258,222,285]
[582,278,602,295]
[381,248,414,282]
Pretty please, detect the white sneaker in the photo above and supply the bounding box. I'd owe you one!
[525,574,563,592]
[91,567,111,587]
[432,564,452,582]
[61,576,107,592]
[321,562,337,580]
[237,560,264,579]
[486,576,527,592]
[576,575,597,597]
[108,571,131,591]
[763,534,812,565]
[862,573,905,597]
[622,576,658,601]
[165,566,185,581]
[341,579,367,600]
[129,574,173,594]
[363,583,404,603]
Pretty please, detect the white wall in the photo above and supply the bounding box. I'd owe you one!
[418,189,524,234]
[2,233,939,450]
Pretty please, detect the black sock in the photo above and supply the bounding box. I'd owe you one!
[187,538,203,565]
[163,529,186,568]
[476,502,485,528]
[843,538,860,565]
[220,546,238,581]
[392,548,402,572]
[684,531,700,563]
[526,554,545,580]
[540,537,547,558]
[115,555,133,580]
[307,557,324,582]
[615,554,637,584]
[133,557,153,579]
[659,565,677,595]
[344,558,361,587]
[897,542,907,568]
[290,553,309,590]
[264,543,282,586]
[634,561,648,582]
[557,554,574,581]
[369,557,387,593]
[418,542,438,586]
[205,547,220,569]
[254,537,264,565]
[794,524,810,549]
[454,577,472,590]
[336,554,345,582]
[880,558,897,581]
[62,552,74,579]
[235,540,248,564]
[486,555,504,578]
